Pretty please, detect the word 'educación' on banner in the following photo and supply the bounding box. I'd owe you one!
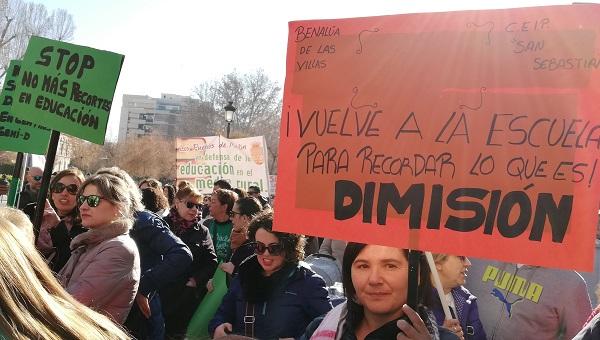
[176,136,270,194]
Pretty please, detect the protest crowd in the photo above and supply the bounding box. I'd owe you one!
[0,167,597,340]
[2,4,600,340]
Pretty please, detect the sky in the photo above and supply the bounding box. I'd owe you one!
[39,0,570,142]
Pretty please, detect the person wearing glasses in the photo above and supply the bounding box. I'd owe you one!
[0,217,131,339]
[221,196,263,277]
[17,166,44,215]
[37,168,88,272]
[162,185,218,338]
[57,173,141,324]
[209,210,332,339]
[97,167,193,340]
[430,254,486,340]
[205,188,238,263]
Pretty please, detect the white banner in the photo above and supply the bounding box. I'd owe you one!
[176,135,270,194]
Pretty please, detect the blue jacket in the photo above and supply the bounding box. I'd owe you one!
[130,210,193,297]
[209,258,332,339]
[432,286,487,340]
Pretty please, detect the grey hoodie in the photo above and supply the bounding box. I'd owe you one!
[465,259,591,340]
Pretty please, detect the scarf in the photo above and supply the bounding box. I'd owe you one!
[168,207,199,236]
[239,256,295,303]
[310,302,347,340]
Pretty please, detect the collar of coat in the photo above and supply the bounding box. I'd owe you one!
[70,218,131,250]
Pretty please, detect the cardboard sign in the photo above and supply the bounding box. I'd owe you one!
[274,4,600,271]
[177,135,270,194]
[11,36,124,144]
[0,60,51,154]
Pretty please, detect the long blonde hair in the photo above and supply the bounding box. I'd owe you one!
[0,219,130,339]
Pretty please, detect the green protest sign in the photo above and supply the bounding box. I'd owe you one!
[0,60,51,154]
[11,36,124,144]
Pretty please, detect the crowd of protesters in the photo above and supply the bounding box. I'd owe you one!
[0,166,599,340]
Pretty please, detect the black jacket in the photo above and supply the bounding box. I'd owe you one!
[130,210,193,297]
[49,219,87,272]
[163,215,218,289]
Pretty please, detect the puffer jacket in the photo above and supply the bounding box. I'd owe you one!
[131,210,193,297]
[209,257,332,339]
[432,286,487,340]
[58,220,141,324]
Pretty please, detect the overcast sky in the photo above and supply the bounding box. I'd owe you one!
[39,0,569,142]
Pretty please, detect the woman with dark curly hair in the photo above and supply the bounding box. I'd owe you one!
[209,210,332,339]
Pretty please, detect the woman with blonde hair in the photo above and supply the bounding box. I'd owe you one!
[0,218,130,339]
[58,173,141,324]
[430,253,486,340]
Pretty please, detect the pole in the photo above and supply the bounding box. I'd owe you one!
[226,121,231,139]
[33,130,60,243]
[407,249,422,310]
[425,252,452,320]
[7,152,24,207]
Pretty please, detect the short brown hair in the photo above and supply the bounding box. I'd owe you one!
[212,189,238,214]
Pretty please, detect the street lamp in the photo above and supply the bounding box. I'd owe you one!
[224,101,236,138]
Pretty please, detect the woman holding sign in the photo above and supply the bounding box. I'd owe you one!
[303,243,459,340]
[37,168,87,272]
[430,254,486,340]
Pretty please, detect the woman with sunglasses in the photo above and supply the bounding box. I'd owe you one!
[0,218,131,339]
[430,254,486,340]
[37,168,88,272]
[220,196,263,277]
[162,185,218,338]
[58,173,141,324]
[209,210,332,339]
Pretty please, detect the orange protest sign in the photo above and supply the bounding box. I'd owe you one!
[274,4,600,271]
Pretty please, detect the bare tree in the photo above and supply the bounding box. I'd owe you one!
[112,135,176,181]
[0,0,75,79]
[47,9,74,41]
[189,69,282,173]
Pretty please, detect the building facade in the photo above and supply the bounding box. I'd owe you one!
[118,93,201,141]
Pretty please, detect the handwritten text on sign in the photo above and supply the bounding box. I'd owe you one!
[0,60,50,154]
[11,36,124,144]
[274,5,600,271]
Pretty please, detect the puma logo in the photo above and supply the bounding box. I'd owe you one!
[491,288,523,318]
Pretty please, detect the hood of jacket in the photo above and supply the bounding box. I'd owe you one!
[70,218,131,250]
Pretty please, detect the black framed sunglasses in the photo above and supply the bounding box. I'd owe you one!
[254,241,284,256]
[51,183,79,195]
[32,175,43,181]
[77,194,104,208]
[185,201,202,210]
[228,210,242,217]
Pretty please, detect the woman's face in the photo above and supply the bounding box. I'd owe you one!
[175,196,201,221]
[230,203,249,249]
[51,175,81,216]
[351,245,408,320]
[78,184,119,229]
[437,255,471,290]
[255,228,285,276]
